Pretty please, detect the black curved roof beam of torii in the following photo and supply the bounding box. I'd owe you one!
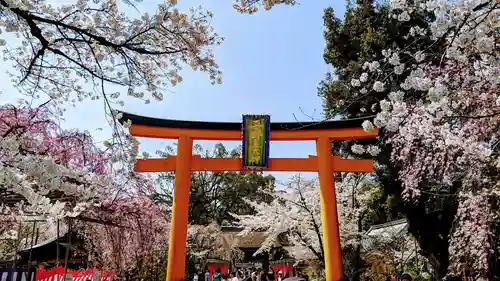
[117,111,374,131]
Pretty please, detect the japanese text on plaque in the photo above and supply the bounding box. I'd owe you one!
[247,119,264,166]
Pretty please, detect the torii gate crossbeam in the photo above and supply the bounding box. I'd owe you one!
[120,112,378,281]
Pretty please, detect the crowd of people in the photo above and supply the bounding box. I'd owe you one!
[192,269,415,281]
[192,268,307,281]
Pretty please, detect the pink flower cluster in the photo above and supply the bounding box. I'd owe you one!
[80,196,170,276]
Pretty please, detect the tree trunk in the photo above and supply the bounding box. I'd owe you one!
[404,199,458,279]
[351,212,367,281]
[376,145,457,280]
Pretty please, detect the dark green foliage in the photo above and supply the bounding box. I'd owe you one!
[342,244,367,281]
[153,143,275,225]
[319,2,438,119]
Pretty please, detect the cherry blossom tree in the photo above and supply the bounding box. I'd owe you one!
[0,0,224,275]
[0,102,147,231]
[79,195,170,280]
[238,0,497,276]
[1,103,104,219]
[0,103,168,281]
[232,0,296,14]
[341,0,499,279]
[187,221,244,266]
[233,174,377,270]
[0,0,222,120]
[0,0,226,224]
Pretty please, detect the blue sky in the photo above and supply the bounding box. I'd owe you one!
[1,0,346,184]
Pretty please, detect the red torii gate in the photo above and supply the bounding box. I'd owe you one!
[120,112,378,281]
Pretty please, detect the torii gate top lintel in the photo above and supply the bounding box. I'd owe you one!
[118,112,378,141]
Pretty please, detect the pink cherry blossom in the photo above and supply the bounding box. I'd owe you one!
[79,196,170,276]
[349,0,499,278]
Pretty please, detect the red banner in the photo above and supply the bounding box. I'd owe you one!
[271,264,293,277]
[206,263,228,281]
[36,266,114,281]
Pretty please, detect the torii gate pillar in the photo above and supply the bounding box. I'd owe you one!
[167,135,193,281]
[317,137,343,279]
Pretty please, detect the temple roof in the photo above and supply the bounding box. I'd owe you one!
[118,112,371,131]
[220,226,290,249]
[361,218,409,251]
[222,230,278,249]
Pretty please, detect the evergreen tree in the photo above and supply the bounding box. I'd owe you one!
[318,1,455,278]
